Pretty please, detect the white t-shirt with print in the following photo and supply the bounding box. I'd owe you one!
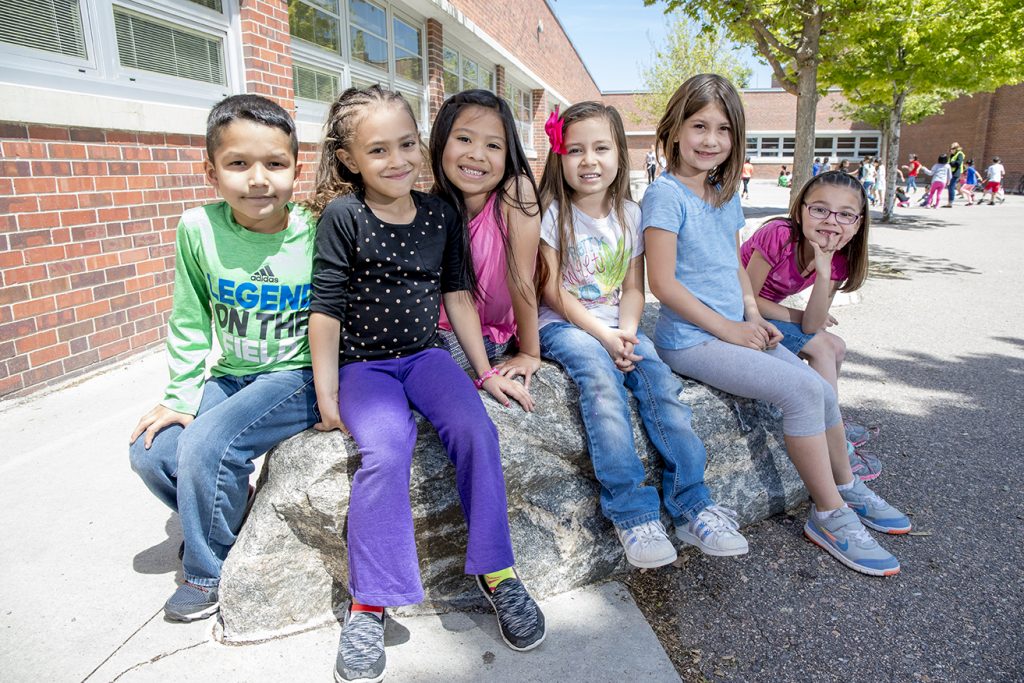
[538,200,644,329]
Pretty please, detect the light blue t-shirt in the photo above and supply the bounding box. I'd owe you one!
[641,173,746,350]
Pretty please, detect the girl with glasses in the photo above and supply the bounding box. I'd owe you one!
[741,170,878,480]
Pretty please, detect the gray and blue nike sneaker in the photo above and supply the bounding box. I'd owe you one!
[804,505,900,577]
[839,478,912,534]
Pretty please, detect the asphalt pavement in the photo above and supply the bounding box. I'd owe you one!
[627,182,1024,683]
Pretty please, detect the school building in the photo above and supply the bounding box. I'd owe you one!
[1,0,1020,398]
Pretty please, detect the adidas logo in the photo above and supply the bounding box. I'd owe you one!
[251,265,279,283]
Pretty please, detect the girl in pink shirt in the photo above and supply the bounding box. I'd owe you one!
[741,171,877,477]
[431,90,543,411]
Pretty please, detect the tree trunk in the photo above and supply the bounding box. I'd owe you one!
[881,90,907,222]
[789,6,823,203]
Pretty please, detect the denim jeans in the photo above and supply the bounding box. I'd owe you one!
[540,322,713,528]
[129,368,318,586]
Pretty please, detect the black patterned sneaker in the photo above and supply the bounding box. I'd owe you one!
[476,573,546,651]
[335,605,386,683]
[164,582,219,622]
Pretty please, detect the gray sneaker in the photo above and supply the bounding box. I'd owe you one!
[164,582,219,621]
[839,478,912,534]
[335,606,386,683]
[476,573,546,651]
[804,505,900,576]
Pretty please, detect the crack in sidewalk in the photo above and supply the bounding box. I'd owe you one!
[108,640,207,682]
[80,609,206,683]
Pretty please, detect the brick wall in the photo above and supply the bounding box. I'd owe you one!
[0,125,318,398]
[901,84,1024,190]
[240,0,295,106]
[451,0,600,104]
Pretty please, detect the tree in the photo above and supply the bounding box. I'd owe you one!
[823,0,1024,221]
[635,16,752,124]
[646,0,868,197]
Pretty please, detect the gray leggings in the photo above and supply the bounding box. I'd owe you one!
[656,339,842,437]
[438,328,511,372]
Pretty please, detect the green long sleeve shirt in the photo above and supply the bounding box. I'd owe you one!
[161,202,315,414]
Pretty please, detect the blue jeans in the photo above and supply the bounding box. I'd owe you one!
[540,323,713,528]
[948,170,961,203]
[768,319,817,355]
[129,369,318,586]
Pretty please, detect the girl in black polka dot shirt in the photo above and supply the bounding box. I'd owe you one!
[306,86,546,681]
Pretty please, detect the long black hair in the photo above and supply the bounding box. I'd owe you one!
[429,89,542,302]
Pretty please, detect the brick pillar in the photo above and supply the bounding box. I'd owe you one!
[495,65,506,101]
[239,0,295,113]
[426,18,445,121]
[530,88,547,178]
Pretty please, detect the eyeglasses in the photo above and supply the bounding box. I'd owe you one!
[803,203,861,225]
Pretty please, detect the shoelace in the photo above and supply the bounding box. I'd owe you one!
[697,505,741,532]
[853,482,886,509]
[629,521,668,543]
[836,515,877,548]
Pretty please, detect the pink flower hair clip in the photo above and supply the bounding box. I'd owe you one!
[545,106,567,155]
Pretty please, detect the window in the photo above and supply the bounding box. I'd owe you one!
[293,61,339,103]
[391,14,419,82]
[349,0,386,71]
[505,83,533,150]
[288,0,342,53]
[746,133,879,161]
[1,0,88,59]
[114,7,225,85]
[442,43,494,96]
[1,0,234,104]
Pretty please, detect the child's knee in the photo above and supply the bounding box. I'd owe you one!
[828,333,847,363]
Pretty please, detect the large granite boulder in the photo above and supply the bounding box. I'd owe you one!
[219,319,807,643]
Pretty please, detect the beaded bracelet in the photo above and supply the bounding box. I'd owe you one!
[473,366,501,389]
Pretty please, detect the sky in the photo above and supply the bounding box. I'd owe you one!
[547,0,774,92]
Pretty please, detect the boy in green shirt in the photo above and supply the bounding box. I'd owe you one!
[129,95,319,621]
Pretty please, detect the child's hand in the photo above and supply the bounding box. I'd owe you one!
[482,373,535,412]
[131,404,194,449]
[600,329,641,369]
[314,399,350,434]
[825,313,838,327]
[495,352,542,390]
[759,318,783,349]
[614,338,644,372]
[722,320,771,351]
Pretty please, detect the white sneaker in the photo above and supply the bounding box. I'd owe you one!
[616,520,678,568]
[675,505,749,557]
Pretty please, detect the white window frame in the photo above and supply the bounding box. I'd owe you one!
[441,41,495,97]
[290,0,425,127]
[504,80,533,153]
[0,0,239,108]
[746,132,880,163]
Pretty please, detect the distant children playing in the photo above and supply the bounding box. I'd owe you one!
[981,157,1006,205]
[306,85,544,683]
[741,170,880,480]
[921,154,952,209]
[430,89,542,411]
[129,95,319,621]
[643,74,910,577]
[537,101,747,570]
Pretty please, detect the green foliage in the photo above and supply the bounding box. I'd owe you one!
[824,0,1024,108]
[635,16,752,122]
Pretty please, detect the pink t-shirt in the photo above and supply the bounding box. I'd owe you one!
[740,219,849,303]
[438,192,516,343]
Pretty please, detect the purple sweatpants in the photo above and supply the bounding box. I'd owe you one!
[337,347,515,606]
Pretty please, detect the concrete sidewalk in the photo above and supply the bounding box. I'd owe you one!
[0,351,679,682]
